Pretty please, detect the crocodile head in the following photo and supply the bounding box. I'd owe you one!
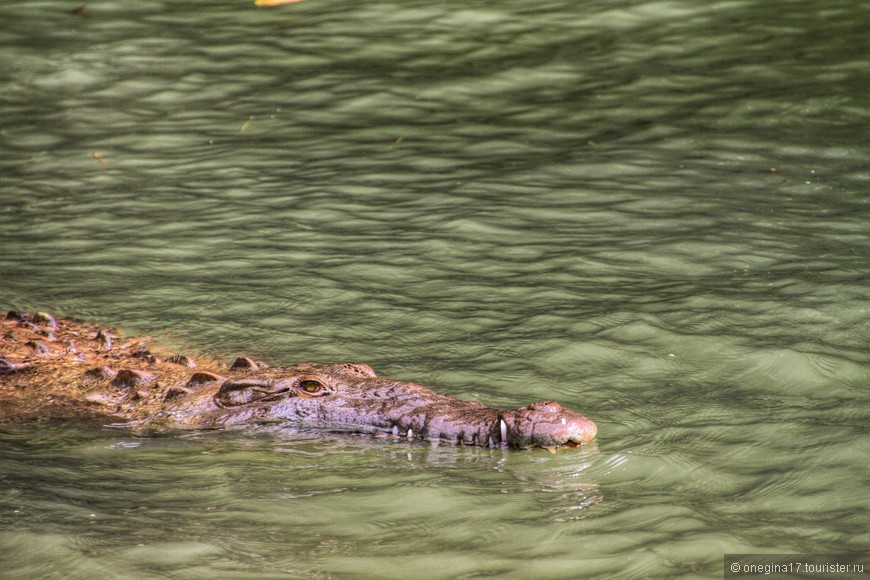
[163,363,597,449]
[1,311,597,450]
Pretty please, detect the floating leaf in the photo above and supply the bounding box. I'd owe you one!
[254,0,305,6]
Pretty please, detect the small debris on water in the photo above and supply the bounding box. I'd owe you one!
[254,0,305,6]
[108,441,142,449]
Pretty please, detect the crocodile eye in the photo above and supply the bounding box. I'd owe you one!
[299,379,325,395]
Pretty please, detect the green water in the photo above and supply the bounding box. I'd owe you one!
[1,0,868,578]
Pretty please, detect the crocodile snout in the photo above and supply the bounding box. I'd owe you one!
[499,401,597,449]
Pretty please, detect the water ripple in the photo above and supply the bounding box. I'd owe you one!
[1,0,869,577]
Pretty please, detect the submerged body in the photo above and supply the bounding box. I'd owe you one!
[0,311,596,449]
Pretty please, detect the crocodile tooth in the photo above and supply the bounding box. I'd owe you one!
[488,436,495,447]
[392,425,399,436]
[500,419,508,444]
[407,428,413,439]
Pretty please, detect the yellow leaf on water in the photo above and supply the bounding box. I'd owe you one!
[254,0,305,6]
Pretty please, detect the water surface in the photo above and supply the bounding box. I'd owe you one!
[1,0,868,578]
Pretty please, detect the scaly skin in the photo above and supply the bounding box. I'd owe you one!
[0,311,596,449]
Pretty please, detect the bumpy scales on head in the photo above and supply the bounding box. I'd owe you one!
[0,311,596,449]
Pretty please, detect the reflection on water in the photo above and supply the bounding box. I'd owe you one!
[1,0,868,577]
[0,425,604,579]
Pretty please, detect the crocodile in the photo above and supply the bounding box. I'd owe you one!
[0,310,596,449]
